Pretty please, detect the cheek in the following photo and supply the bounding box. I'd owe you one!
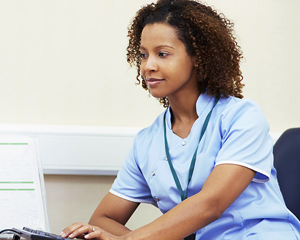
[171,61,194,79]
[171,55,193,69]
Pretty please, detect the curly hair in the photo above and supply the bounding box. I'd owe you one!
[127,0,244,107]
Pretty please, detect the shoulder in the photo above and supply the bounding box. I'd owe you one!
[214,96,273,182]
[220,95,264,115]
[198,93,265,122]
[218,96,269,129]
[133,110,166,152]
[135,110,165,139]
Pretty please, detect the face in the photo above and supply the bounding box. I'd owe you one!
[140,23,198,100]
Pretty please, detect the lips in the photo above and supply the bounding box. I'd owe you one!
[146,77,165,87]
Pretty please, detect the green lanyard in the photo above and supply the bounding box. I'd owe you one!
[163,94,220,201]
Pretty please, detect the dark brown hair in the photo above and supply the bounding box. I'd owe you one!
[127,0,244,107]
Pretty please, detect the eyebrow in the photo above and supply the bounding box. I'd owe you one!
[139,45,175,50]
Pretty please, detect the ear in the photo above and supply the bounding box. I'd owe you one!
[192,56,198,68]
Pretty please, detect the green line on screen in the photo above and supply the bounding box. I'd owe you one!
[0,143,28,145]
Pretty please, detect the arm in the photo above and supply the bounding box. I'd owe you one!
[85,163,255,240]
[61,193,139,238]
[89,193,140,236]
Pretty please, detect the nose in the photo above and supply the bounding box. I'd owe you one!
[142,55,158,72]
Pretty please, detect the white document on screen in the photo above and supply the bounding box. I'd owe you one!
[0,135,49,231]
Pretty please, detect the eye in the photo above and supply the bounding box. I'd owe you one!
[158,52,168,57]
[140,52,147,59]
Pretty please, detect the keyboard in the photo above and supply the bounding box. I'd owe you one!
[10,228,67,240]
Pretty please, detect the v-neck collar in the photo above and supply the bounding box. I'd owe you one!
[164,93,213,139]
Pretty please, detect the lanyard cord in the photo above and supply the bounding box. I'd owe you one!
[163,94,220,201]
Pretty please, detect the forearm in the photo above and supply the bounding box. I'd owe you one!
[88,193,140,236]
[123,193,219,240]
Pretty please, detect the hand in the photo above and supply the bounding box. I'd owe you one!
[61,222,95,239]
[84,227,123,240]
[60,222,123,240]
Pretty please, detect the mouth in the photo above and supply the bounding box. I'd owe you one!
[146,77,165,87]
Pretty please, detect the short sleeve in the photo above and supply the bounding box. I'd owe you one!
[110,137,157,205]
[215,99,273,182]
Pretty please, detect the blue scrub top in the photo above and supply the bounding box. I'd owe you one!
[110,94,300,239]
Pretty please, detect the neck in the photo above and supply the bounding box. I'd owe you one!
[168,91,200,126]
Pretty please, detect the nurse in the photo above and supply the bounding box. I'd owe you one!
[61,0,300,239]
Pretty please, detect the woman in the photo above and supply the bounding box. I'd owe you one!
[61,0,300,239]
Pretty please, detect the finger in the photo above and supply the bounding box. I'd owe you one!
[61,222,86,238]
[69,225,92,239]
[84,228,107,240]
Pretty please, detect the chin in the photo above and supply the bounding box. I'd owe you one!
[148,89,167,99]
[150,92,167,99]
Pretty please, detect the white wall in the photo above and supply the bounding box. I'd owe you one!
[0,0,299,131]
[0,0,161,128]
[1,0,299,234]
